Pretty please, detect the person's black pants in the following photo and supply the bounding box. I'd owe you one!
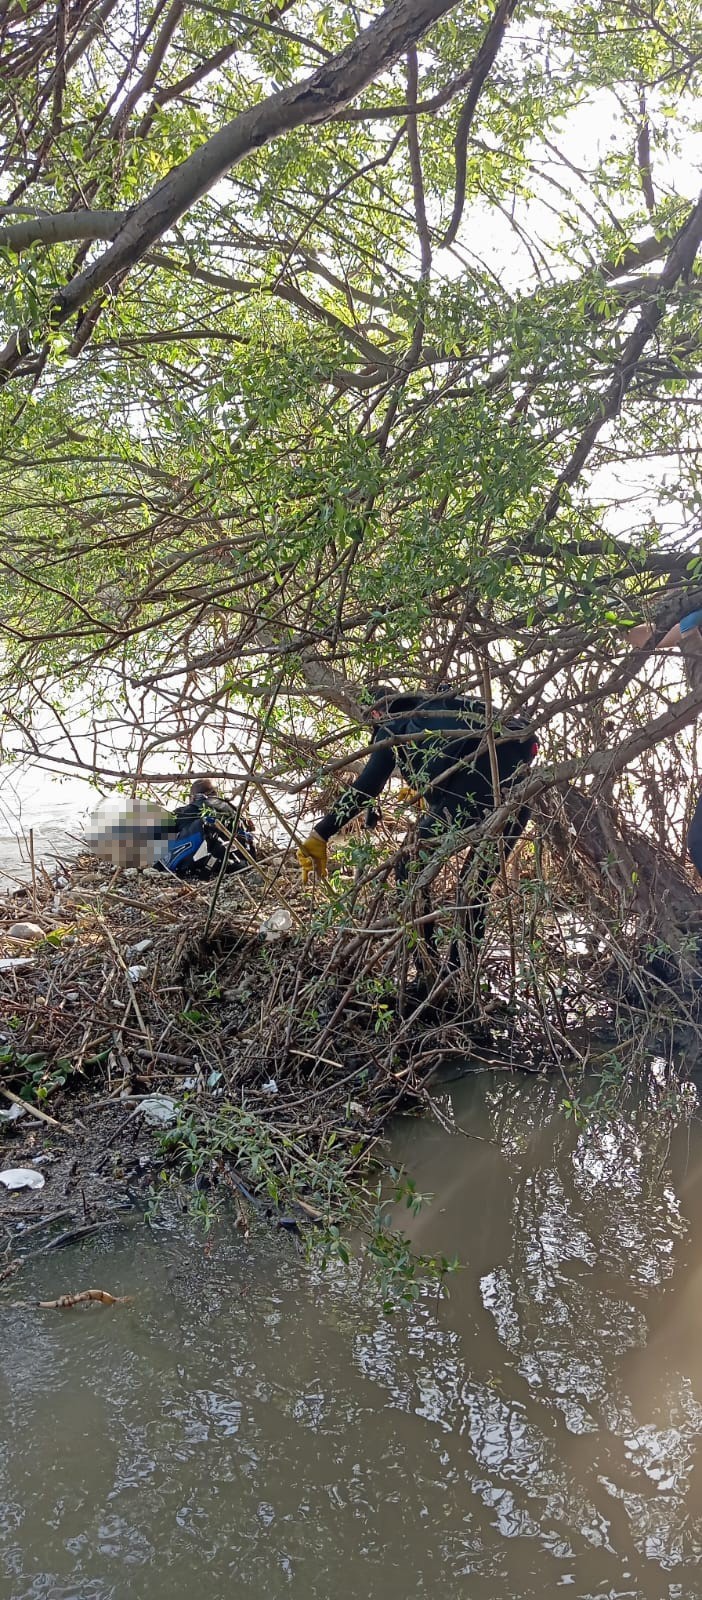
[398,773,529,969]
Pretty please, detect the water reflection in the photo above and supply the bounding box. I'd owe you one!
[2,1072,702,1598]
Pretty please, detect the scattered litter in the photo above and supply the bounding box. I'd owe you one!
[261,1077,279,1096]
[207,1069,223,1089]
[126,964,148,982]
[0,1167,46,1191]
[126,939,153,958]
[260,908,293,942]
[0,958,36,972]
[0,1102,26,1123]
[6,922,45,942]
[138,1094,177,1127]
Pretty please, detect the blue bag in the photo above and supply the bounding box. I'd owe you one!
[164,823,209,875]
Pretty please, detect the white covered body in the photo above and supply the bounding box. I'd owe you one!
[87,796,170,869]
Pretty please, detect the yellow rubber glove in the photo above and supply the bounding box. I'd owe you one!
[297,830,328,885]
[397,785,426,810]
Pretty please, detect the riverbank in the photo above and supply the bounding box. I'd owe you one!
[0,851,477,1289]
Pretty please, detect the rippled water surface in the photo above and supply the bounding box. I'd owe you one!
[0,767,89,886]
[3,1072,702,1599]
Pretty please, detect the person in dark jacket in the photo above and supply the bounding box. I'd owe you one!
[298,689,538,958]
[164,777,256,878]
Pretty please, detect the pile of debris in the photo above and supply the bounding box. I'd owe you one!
[0,848,456,1274]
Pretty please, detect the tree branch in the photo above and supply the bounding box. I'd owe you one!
[406,45,431,280]
[440,0,518,250]
[636,91,656,215]
[535,189,702,539]
[0,208,125,249]
[0,0,461,385]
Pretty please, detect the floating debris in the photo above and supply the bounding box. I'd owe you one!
[9,1289,133,1311]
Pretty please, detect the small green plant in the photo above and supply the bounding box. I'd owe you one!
[0,1046,74,1103]
[155,1099,456,1309]
[176,1005,213,1033]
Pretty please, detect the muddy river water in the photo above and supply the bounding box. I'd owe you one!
[2,1072,702,1598]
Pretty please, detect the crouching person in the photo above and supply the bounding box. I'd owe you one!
[297,687,538,968]
[161,777,256,879]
